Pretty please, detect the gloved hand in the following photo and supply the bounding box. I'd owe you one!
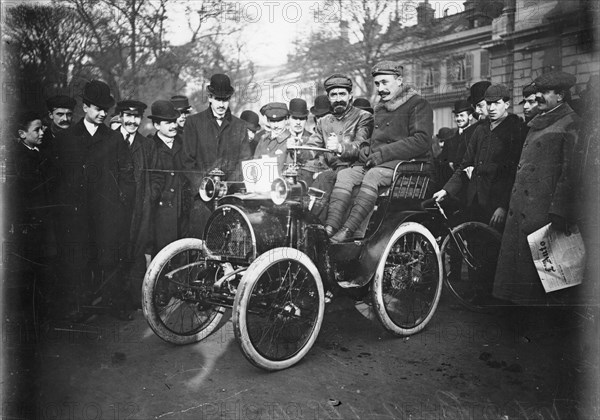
[359,146,370,163]
[365,150,383,168]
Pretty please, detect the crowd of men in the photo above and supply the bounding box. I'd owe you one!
[6,60,598,323]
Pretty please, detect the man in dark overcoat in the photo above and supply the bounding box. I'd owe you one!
[115,99,160,307]
[149,100,191,253]
[434,84,524,229]
[493,72,581,305]
[53,80,136,319]
[182,74,252,236]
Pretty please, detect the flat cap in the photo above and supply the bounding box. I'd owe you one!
[484,84,511,102]
[116,99,147,116]
[371,61,403,77]
[46,95,76,111]
[533,71,577,91]
[324,74,353,92]
[262,102,289,121]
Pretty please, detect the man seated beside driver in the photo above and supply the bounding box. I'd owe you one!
[326,61,434,243]
[253,102,294,176]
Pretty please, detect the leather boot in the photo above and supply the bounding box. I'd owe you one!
[330,227,353,244]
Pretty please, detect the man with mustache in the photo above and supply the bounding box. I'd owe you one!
[494,71,581,306]
[41,95,76,154]
[519,82,539,137]
[328,62,432,243]
[182,73,252,235]
[53,80,136,320]
[468,80,491,121]
[116,99,160,309]
[301,74,373,222]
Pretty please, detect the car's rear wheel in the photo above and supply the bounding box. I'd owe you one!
[142,238,225,345]
[371,222,442,336]
[233,248,324,371]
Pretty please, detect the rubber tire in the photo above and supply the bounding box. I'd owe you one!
[233,248,325,371]
[372,222,443,336]
[142,238,224,345]
[440,221,501,311]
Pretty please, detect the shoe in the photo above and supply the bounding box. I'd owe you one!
[325,225,336,238]
[330,227,353,244]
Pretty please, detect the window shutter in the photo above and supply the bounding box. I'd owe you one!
[414,61,422,88]
[465,52,473,80]
[480,50,490,77]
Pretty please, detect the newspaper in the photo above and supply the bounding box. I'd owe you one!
[527,223,586,293]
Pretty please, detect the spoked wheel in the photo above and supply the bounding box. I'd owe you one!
[142,238,226,345]
[372,222,443,336]
[441,222,501,311]
[233,248,324,371]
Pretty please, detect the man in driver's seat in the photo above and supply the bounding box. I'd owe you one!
[327,61,434,243]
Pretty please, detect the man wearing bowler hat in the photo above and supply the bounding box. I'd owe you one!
[434,83,523,230]
[445,99,478,173]
[182,73,252,236]
[116,99,160,307]
[468,80,491,121]
[309,94,331,127]
[494,71,581,306]
[53,80,136,320]
[240,109,261,155]
[170,95,192,135]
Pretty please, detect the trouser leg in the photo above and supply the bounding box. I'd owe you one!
[325,166,364,230]
[343,167,393,233]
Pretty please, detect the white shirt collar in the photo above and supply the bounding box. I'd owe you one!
[157,132,175,149]
[83,119,98,136]
[120,128,135,144]
[22,142,39,152]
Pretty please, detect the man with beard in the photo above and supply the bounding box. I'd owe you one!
[434,84,523,229]
[53,80,135,320]
[182,73,252,236]
[328,62,433,243]
[301,74,373,221]
[41,95,76,154]
[493,71,581,306]
[116,99,160,309]
[149,100,191,256]
[519,82,539,136]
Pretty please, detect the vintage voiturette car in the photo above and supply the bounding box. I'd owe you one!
[142,146,445,371]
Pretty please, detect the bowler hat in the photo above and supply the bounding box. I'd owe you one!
[46,95,76,111]
[533,71,577,92]
[310,95,331,117]
[207,74,234,98]
[484,84,511,102]
[116,99,147,116]
[436,127,455,141]
[170,95,191,112]
[353,97,373,114]
[468,81,491,105]
[262,102,289,121]
[81,80,115,109]
[240,110,261,132]
[371,61,403,77]
[452,99,473,114]
[324,74,353,92]
[148,100,180,122]
[289,98,309,118]
[519,83,537,104]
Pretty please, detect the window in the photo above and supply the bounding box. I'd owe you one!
[447,56,467,82]
[424,65,435,86]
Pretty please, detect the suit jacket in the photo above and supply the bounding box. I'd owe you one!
[182,108,252,192]
[54,118,136,267]
[253,129,293,175]
[444,113,524,216]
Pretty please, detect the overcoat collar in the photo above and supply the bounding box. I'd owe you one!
[528,103,575,131]
[72,118,111,145]
[375,84,419,112]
